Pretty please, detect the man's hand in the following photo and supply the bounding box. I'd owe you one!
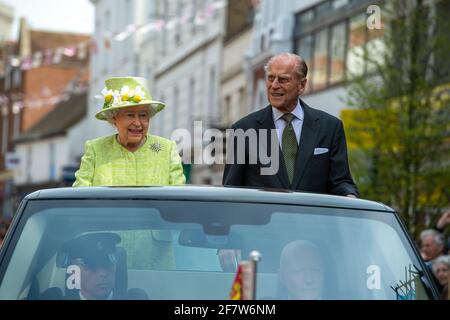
[437,210,450,230]
[217,249,242,272]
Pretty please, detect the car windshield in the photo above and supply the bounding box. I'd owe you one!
[0,199,432,300]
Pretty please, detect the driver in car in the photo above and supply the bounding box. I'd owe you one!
[61,232,123,300]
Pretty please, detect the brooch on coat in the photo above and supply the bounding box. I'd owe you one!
[150,143,162,153]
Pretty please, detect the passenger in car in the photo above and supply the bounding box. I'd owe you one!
[73,76,186,187]
[277,240,325,300]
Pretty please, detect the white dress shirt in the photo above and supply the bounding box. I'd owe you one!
[272,100,304,150]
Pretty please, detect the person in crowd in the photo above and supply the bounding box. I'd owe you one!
[277,240,325,300]
[223,53,358,197]
[73,76,185,187]
[420,229,445,262]
[431,255,450,296]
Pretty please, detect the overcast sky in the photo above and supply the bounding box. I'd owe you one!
[2,0,94,39]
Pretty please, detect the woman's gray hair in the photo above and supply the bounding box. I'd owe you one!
[264,53,308,79]
[432,255,450,269]
[420,229,445,246]
[103,109,120,126]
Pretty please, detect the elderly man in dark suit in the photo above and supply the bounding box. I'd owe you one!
[223,53,358,197]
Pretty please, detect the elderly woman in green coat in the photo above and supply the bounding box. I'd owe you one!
[73,77,185,187]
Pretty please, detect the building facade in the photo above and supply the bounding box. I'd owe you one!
[245,0,381,118]
[0,2,13,42]
[0,17,90,217]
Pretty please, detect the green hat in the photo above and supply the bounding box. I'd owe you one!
[95,76,165,121]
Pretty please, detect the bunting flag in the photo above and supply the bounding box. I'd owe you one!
[8,0,226,71]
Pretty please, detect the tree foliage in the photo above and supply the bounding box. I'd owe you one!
[344,0,450,238]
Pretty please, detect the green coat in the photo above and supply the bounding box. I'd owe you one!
[73,134,186,187]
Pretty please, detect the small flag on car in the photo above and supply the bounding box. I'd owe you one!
[229,263,244,300]
[229,251,261,300]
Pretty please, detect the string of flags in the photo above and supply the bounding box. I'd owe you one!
[0,83,89,112]
[7,1,226,72]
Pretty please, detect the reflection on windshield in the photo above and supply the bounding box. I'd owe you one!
[0,200,431,300]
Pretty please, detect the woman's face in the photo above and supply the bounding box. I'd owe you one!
[113,106,150,147]
[433,262,450,286]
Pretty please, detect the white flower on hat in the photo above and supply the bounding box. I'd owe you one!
[112,90,121,105]
[101,87,121,107]
[101,87,114,104]
[132,86,146,103]
[120,85,131,102]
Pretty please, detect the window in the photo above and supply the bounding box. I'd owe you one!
[296,35,314,92]
[316,1,332,19]
[333,0,349,9]
[347,14,366,76]
[329,22,347,84]
[297,9,314,30]
[311,29,328,91]
[294,1,384,93]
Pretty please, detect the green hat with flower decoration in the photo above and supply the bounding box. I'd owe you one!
[95,76,165,121]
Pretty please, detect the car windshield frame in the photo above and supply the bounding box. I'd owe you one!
[0,197,440,300]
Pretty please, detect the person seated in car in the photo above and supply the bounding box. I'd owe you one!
[277,240,325,300]
[61,232,125,300]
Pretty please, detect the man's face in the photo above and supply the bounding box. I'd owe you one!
[421,235,443,261]
[280,248,324,300]
[79,263,116,300]
[266,57,307,113]
[113,106,150,147]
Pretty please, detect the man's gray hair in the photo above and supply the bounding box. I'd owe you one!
[420,229,445,246]
[264,53,308,79]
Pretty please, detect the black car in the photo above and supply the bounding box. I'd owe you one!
[0,186,440,300]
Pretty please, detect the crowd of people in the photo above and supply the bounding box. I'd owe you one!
[419,210,450,299]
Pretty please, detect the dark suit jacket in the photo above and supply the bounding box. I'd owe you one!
[222,99,358,196]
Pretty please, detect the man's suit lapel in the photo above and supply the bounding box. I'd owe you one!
[256,106,290,189]
[292,100,320,189]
